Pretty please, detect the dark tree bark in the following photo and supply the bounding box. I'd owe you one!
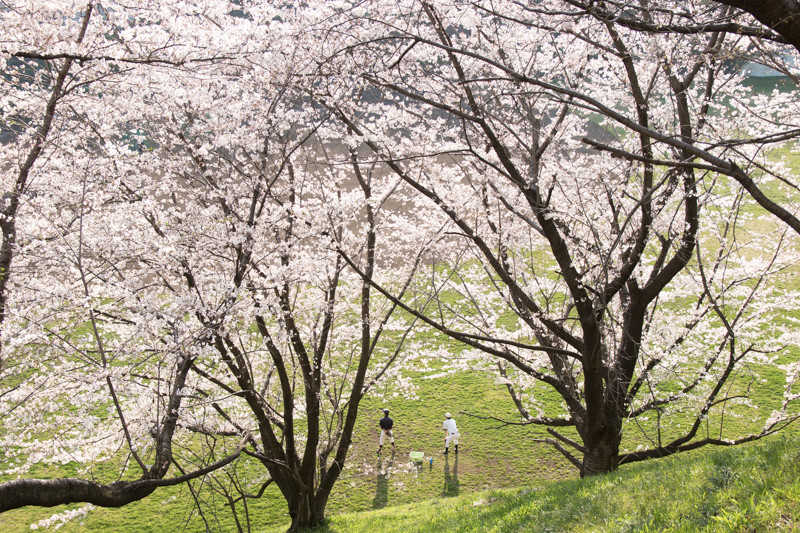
[712,0,800,51]
[0,450,241,513]
[0,479,162,511]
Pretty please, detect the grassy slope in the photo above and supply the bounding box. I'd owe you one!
[308,434,800,533]
[1,370,577,532]
[4,363,798,532]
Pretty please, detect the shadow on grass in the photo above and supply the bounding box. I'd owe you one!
[442,455,459,498]
[373,450,396,509]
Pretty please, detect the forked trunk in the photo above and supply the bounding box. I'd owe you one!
[286,489,325,532]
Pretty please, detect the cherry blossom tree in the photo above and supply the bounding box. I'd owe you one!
[127,98,430,529]
[0,0,264,512]
[558,1,800,232]
[2,5,800,533]
[318,0,800,476]
[1,2,433,529]
[0,0,240,343]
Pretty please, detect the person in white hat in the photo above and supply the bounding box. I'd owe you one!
[441,412,459,454]
[377,408,395,453]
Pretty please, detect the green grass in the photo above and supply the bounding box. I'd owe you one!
[0,369,576,532]
[303,434,800,533]
[5,363,798,532]
[4,260,798,531]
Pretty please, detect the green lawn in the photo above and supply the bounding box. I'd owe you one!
[1,369,577,532]
[305,434,800,533]
[4,361,798,532]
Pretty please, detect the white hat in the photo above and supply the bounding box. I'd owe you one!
[445,412,451,418]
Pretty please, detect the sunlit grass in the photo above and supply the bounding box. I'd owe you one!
[304,434,800,533]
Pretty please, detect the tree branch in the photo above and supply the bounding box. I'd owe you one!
[0,443,245,512]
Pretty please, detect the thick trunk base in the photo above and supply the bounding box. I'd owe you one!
[286,492,326,532]
[581,440,620,478]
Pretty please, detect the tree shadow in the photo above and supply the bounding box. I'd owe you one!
[442,454,459,497]
[372,449,395,509]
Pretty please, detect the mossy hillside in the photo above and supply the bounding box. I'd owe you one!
[4,265,798,530]
[5,357,798,532]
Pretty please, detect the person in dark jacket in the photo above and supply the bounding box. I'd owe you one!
[378,409,395,453]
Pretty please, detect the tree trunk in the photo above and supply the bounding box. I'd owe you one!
[0,478,157,512]
[286,489,325,532]
[581,430,621,477]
